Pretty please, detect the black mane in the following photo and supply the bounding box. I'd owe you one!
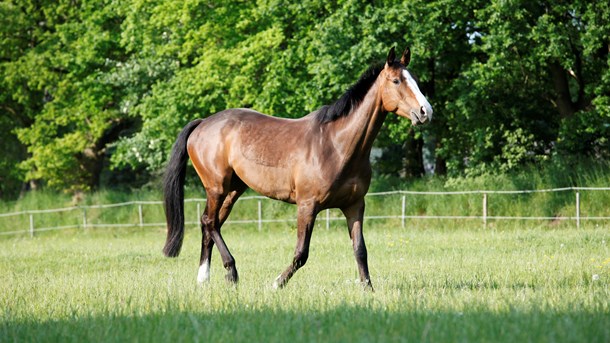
[316,64,384,124]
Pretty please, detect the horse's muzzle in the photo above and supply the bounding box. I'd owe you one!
[410,105,432,126]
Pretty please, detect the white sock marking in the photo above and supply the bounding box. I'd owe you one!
[197,261,210,284]
[273,275,282,289]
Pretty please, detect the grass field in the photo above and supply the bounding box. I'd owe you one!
[1,221,608,342]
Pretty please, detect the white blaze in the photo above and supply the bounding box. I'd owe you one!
[402,69,433,119]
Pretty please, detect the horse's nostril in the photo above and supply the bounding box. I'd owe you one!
[420,106,427,116]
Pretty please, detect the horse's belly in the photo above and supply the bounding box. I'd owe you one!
[233,162,296,203]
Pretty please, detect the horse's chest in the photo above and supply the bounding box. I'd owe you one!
[324,173,370,207]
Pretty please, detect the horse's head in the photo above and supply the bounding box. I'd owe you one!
[379,47,433,126]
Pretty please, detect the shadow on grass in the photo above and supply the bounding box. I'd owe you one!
[3,305,608,343]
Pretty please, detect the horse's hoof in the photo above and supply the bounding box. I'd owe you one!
[272,275,284,289]
[225,269,239,284]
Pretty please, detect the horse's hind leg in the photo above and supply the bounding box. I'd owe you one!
[218,178,248,227]
[199,181,246,284]
[198,216,214,283]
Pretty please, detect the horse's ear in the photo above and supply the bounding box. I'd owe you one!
[386,46,396,67]
[400,47,411,67]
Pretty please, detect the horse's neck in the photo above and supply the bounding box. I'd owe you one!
[327,85,387,162]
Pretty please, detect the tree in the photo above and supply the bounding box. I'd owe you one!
[2,0,608,196]
[438,0,610,175]
[0,0,133,192]
[0,1,44,197]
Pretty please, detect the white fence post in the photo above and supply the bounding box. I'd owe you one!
[326,209,330,230]
[257,200,262,231]
[82,208,87,229]
[483,193,488,228]
[29,213,34,237]
[401,195,406,228]
[196,202,201,224]
[138,204,143,227]
[576,191,580,228]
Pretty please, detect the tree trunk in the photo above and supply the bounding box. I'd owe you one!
[435,155,447,176]
[402,133,425,178]
[81,118,134,190]
[549,62,576,118]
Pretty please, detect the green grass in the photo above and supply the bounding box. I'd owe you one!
[1,223,609,342]
[1,161,609,341]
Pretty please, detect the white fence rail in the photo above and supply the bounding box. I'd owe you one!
[1,187,609,236]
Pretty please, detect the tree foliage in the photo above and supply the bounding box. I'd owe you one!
[1,0,608,197]
[440,0,610,176]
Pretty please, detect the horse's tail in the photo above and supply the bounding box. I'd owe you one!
[163,119,203,257]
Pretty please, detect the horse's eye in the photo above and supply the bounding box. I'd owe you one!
[392,79,400,85]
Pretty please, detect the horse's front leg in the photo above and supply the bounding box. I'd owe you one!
[273,200,318,289]
[342,199,373,291]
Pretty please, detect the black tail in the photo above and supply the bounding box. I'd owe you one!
[163,119,203,257]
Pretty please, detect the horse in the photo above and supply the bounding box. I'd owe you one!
[163,46,432,290]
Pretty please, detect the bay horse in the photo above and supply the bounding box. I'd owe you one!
[163,46,432,290]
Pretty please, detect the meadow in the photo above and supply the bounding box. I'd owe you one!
[2,163,609,342]
[1,221,609,342]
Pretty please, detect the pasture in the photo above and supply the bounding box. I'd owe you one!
[1,222,608,342]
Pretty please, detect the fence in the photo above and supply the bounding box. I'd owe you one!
[1,187,609,237]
